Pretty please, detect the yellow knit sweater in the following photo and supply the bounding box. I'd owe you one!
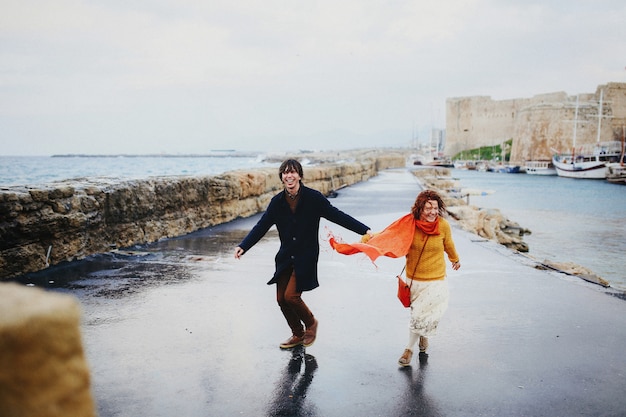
[406,217,459,281]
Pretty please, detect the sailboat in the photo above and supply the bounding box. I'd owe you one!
[552,91,622,179]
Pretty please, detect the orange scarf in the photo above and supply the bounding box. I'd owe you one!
[416,218,440,235]
[329,214,439,262]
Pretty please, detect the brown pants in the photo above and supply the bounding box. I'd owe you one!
[276,268,315,337]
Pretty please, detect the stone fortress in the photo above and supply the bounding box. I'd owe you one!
[444,82,626,162]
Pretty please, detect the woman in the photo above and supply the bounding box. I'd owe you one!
[329,189,460,366]
[396,190,460,366]
[234,159,371,349]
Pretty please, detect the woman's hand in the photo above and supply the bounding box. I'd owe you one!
[234,247,245,259]
[451,261,461,270]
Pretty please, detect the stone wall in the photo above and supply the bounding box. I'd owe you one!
[445,82,626,162]
[0,154,407,280]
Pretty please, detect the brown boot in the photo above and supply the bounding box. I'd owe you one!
[398,349,413,367]
[302,319,318,347]
[280,334,304,349]
[419,336,429,353]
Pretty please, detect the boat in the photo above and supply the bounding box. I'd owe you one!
[476,161,489,172]
[505,165,522,174]
[494,164,521,173]
[552,92,622,179]
[426,157,455,168]
[606,161,626,184]
[454,160,477,170]
[525,160,557,176]
[606,127,626,185]
[552,141,622,179]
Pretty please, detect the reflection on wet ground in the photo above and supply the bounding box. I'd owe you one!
[267,346,318,417]
[11,222,276,301]
[392,353,443,417]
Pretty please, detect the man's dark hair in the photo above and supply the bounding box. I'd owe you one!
[278,159,304,181]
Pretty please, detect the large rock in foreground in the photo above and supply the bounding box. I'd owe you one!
[0,283,96,417]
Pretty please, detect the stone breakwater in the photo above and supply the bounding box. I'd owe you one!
[0,154,406,279]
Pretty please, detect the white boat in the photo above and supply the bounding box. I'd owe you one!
[606,127,626,185]
[606,162,626,185]
[426,157,455,168]
[552,92,622,179]
[553,142,622,179]
[525,160,557,176]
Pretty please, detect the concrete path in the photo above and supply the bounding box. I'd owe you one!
[23,169,626,416]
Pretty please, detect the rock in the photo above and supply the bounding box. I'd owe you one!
[0,283,96,417]
[536,260,611,287]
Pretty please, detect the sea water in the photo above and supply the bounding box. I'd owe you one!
[451,169,626,292]
[0,155,275,187]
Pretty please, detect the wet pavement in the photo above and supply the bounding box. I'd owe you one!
[15,169,626,417]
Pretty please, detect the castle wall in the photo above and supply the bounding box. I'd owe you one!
[445,95,518,158]
[445,83,626,163]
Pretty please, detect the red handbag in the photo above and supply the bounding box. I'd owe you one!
[397,271,412,307]
[396,236,428,308]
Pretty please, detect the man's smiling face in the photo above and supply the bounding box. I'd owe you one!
[281,168,301,193]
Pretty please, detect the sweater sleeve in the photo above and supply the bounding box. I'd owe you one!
[441,219,460,263]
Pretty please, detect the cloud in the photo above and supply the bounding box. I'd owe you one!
[1,0,625,155]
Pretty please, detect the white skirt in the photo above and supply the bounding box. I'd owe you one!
[408,278,449,337]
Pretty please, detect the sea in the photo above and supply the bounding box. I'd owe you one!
[0,155,276,187]
[1,155,624,292]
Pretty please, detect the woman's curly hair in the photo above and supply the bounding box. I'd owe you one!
[411,189,446,220]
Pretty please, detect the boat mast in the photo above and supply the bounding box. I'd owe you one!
[596,90,603,144]
[572,95,579,158]
[619,125,626,167]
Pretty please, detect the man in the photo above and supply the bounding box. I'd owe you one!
[234,159,371,349]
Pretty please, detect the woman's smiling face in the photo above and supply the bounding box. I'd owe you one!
[420,200,439,223]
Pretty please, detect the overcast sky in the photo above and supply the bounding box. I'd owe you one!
[2,0,625,156]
